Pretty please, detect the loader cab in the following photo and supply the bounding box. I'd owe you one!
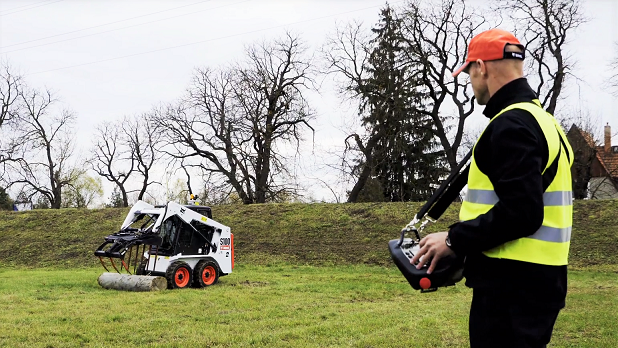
[185,205,212,219]
[155,204,212,219]
[157,215,215,256]
[126,213,159,232]
[154,204,212,219]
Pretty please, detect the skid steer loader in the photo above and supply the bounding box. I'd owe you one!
[94,200,233,290]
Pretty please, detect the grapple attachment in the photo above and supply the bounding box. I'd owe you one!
[94,229,162,274]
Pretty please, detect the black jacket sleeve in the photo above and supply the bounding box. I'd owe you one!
[447,109,548,256]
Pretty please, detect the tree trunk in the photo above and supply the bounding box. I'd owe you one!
[347,133,379,203]
[546,68,564,115]
[120,186,129,207]
[51,187,61,209]
[138,173,148,201]
[255,140,272,204]
[347,157,373,203]
[98,273,167,291]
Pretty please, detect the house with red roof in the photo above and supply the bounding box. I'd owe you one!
[566,123,618,199]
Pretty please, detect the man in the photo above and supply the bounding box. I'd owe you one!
[411,29,574,348]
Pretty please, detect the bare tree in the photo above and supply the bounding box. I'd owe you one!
[0,63,21,129]
[322,22,377,201]
[496,0,586,115]
[90,121,135,207]
[176,161,234,205]
[154,33,315,204]
[322,22,371,103]
[154,70,245,203]
[400,0,486,170]
[5,88,82,209]
[0,63,23,173]
[234,33,315,203]
[179,161,196,198]
[122,115,162,201]
[343,134,384,202]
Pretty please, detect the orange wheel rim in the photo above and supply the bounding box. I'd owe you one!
[202,266,216,285]
[175,267,190,287]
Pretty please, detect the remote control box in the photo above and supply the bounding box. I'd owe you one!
[389,238,464,292]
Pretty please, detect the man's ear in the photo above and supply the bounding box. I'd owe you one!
[475,59,486,77]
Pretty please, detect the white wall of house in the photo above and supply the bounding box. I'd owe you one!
[588,177,618,199]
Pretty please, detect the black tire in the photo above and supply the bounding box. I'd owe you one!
[135,258,149,275]
[165,261,193,289]
[135,262,146,275]
[193,260,220,288]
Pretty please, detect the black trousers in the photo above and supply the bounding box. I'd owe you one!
[469,288,561,348]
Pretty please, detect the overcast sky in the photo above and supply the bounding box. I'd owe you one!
[1,0,617,204]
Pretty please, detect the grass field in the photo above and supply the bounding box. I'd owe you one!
[0,264,617,348]
[1,200,617,347]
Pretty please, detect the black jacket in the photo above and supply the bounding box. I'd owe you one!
[448,78,567,308]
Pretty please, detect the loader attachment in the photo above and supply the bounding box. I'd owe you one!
[94,210,163,275]
[95,230,162,274]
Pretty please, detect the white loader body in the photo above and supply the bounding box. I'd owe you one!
[96,200,234,289]
[122,201,234,276]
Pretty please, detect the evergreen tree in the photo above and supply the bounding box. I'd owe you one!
[107,187,124,208]
[0,187,13,210]
[352,4,446,202]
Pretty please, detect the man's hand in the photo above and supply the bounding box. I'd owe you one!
[410,232,454,275]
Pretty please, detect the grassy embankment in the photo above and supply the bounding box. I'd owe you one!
[0,200,617,347]
[1,200,617,269]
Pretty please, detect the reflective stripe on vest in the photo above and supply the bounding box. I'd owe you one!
[459,100,574,266]
[465,189,572,207]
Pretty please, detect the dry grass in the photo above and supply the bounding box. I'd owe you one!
[1,200,617,268]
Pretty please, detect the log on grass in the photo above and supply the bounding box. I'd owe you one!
[98,273,168,291]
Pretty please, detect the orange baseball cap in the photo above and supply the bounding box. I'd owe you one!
[452,28,525,77]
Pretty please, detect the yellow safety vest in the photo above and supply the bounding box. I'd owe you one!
[459,100,574,265]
